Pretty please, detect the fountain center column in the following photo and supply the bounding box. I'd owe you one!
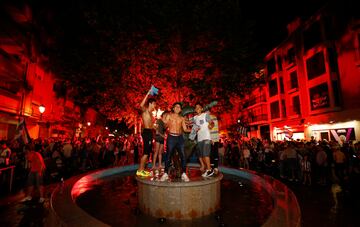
[136,174,223,220]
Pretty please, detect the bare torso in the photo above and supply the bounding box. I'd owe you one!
[142,109,154,129]
[166,113,186,134]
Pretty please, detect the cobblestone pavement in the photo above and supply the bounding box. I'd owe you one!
[1,174,359,227]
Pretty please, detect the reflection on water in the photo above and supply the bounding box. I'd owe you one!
[76,172,273,227]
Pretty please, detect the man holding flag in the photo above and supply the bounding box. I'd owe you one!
[13,118,31,145]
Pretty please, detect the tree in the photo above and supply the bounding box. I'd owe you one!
[32,0,265,126]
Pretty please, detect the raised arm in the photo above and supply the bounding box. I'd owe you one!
[140,90,150,111]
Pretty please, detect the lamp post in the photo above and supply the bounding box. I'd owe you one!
[38,104,45,138]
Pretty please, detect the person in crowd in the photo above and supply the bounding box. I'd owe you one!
[0,140,11,166]
[316,146,328,185]
[218,140,225,166]
[133,136,140,164]
[21,143,46,203]
[209,113,220,174]
[242,145,251,170]
[284,142,299,181]
[152,111,168,171]
[333,144,346,184]
[301,154,312,186]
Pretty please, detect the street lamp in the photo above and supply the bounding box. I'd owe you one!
[39,104,45,120]
[38,104,45,138]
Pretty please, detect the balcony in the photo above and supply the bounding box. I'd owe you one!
[247,114,269,125]
[243,95,267,109]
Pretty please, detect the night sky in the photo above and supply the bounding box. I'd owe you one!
[25,0,331,55]
[8,0,330,65]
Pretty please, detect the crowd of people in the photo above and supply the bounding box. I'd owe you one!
[1,129,360,202]
[220,137,360,189]
[0,135,144,201]
[1,88,360,201]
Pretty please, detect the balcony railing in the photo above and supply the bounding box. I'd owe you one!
[243,95,267,108]
[248,114,268,123]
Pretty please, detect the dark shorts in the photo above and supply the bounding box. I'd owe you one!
[197,140,211,157]
[155,134,164,144]
[27,172,43,188]
[142,129,154,156]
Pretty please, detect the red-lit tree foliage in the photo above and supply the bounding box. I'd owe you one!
[29,0,265,126]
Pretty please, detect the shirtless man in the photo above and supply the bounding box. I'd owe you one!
[160,102,191,182]
[136,91,156,177]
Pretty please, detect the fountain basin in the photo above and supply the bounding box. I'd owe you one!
[47,164,301,227]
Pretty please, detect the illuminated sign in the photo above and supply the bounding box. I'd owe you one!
[309,83,330,110]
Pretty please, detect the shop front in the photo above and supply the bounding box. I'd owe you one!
[307,120,360,143]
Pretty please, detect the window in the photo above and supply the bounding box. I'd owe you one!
[267,58,276,76]
[292,96,301,115]
[304,21,322,52]
[279,77,285,94]
[306,52,326,80]
[281,99,286,117]
[309,83,330,110]
[290,71,298,89]
[270,101,280,119]
[287,47,296,65]
[269,79,278,97]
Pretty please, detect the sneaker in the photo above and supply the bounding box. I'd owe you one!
[213,168,219,175]
[20,196,32,202]
[39,197,45,203]
[203,169,214,178]
[136,170,152,177]
[136,170,143,176]
[181,173,190,182]
[160,173,169,182]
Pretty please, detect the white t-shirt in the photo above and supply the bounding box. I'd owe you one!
[194,113,211,142]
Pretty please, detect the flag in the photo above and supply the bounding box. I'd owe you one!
[210,114,219,142]
[238,125,248,137]
[150,85,159,95]
[13,118,31,144]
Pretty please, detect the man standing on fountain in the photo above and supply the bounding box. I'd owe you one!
[194,103,215,177]
[160,102,191,182]
[136,89,156,177]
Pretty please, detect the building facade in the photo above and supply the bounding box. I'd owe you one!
[242,2,360,142]
[0,4,104,140]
